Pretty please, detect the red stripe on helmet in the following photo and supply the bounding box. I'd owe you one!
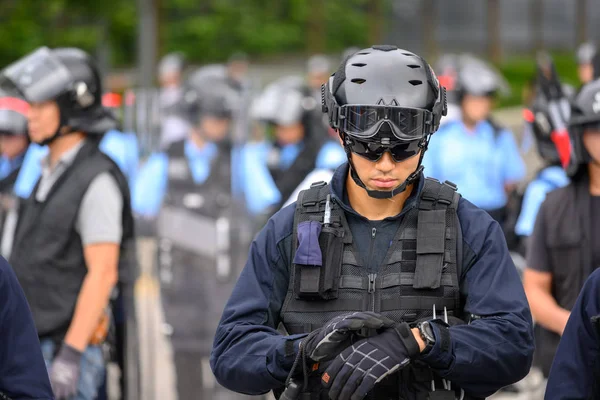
[0,97,29,116]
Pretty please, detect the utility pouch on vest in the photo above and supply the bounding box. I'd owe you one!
[293,221,343,300]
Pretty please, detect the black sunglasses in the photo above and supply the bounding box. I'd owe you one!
[344,136,423,163]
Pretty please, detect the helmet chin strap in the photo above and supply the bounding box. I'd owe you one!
[342,133,429,200]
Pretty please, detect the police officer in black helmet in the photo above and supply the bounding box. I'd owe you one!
[211,46,534,400]
[0,47,136,400]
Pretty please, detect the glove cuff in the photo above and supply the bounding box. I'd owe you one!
[393,322,421,358]
[57,342,83,365]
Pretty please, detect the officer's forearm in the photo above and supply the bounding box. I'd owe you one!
[64,245,119,352]
[526,283,570,335]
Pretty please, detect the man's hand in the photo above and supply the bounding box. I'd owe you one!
[302,312,395,362]
[321,322,420,400]
[50,343,82,399]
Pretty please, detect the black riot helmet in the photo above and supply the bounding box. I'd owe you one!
[0,91,29,136]
[0,47,117,145]
[322,45,447,199]
[567,78,600,178]
[526,53,572,167]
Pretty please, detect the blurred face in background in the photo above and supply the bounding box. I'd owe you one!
[199,115,230,143]
[0,134,28,159]
[583,127,600,163]
[228,61,249,84]
[461,94,494,126]
[27,101,60,144]
[275,122,305,146]
[578,63,594,85]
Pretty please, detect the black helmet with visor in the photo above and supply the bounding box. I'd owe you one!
[322,45,447,199]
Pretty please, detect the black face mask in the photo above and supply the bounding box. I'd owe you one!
[344,135,422,163]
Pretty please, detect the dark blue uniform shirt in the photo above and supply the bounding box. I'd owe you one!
[0,257,54,399]
[546,268,600,399]
[211,163,534,398]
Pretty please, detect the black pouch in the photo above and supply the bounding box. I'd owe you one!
[293,221,344,300]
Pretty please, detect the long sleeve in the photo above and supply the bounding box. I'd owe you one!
[545,268,600,399]
[210,204,305,395]
[0,258,54,399]
[419,198,534,398]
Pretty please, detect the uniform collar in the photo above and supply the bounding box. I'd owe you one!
[184,139,218,160]
[40,139,86,172]
[329,162,424,220]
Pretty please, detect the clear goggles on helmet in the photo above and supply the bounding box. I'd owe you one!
[330,104,436,140]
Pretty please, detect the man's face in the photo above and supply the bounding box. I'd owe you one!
[349,146,421,192]
[461,94,493,124]
[0,134,28,159]
[199,116,230,143]
[275,123,305,145]
[159,71,181,88]
[583,128,600,163]
[27,101,60,144]
[228,61,248,83]
[578,63,594,85]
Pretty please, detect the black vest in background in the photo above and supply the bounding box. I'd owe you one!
[533,175,594,376]
[9,139,135,340]
[157,139,241,353]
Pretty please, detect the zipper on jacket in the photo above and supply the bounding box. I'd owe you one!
[366,227,377,312]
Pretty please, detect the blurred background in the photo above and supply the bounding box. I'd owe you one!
[1,0,597,105]
[0,1,595,399]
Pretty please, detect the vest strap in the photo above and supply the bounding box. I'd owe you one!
[414,179,459,290]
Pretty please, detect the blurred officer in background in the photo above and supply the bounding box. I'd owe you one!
[0,94,29,256]
[576,41,596,86]
[0,94,28,181]
[306,55,331,102]
[133,75,252,400]
[544,268,600,398]
[158,52,189,148]
[434,53,462,126]
[423,56,526,225]
[511,55,570,254]
[243,80,345,219]
[523,77,600,379]
[0,46,136,400]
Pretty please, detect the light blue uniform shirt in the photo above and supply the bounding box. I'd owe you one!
[13,130,139,199]
[0,153,25,181]
[515,165,569,237]
[132,140,218,218]
[240,140,346,215]
[422,120,526,210]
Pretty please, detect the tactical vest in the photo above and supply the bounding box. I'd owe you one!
[157,140,239,354]
[9,139,135,340]
[0,165,22,257]
[280,178,466,400]
[534,175,595,376]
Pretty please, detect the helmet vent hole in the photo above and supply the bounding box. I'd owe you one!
[352,63,367,67]
[409,80,423,86]
[351,78,366,84]
[407,64,421,69]
[357,52,370,55]
[402,52,416,56]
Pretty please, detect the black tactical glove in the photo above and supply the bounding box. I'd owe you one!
[321,322,421,400]
[50,343,82,400]
[302,312,395,362]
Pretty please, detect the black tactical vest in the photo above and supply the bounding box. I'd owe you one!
[533,176,595,376]
[279,178,465,399]
[157,140,240,353]
[9,139,135,340]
